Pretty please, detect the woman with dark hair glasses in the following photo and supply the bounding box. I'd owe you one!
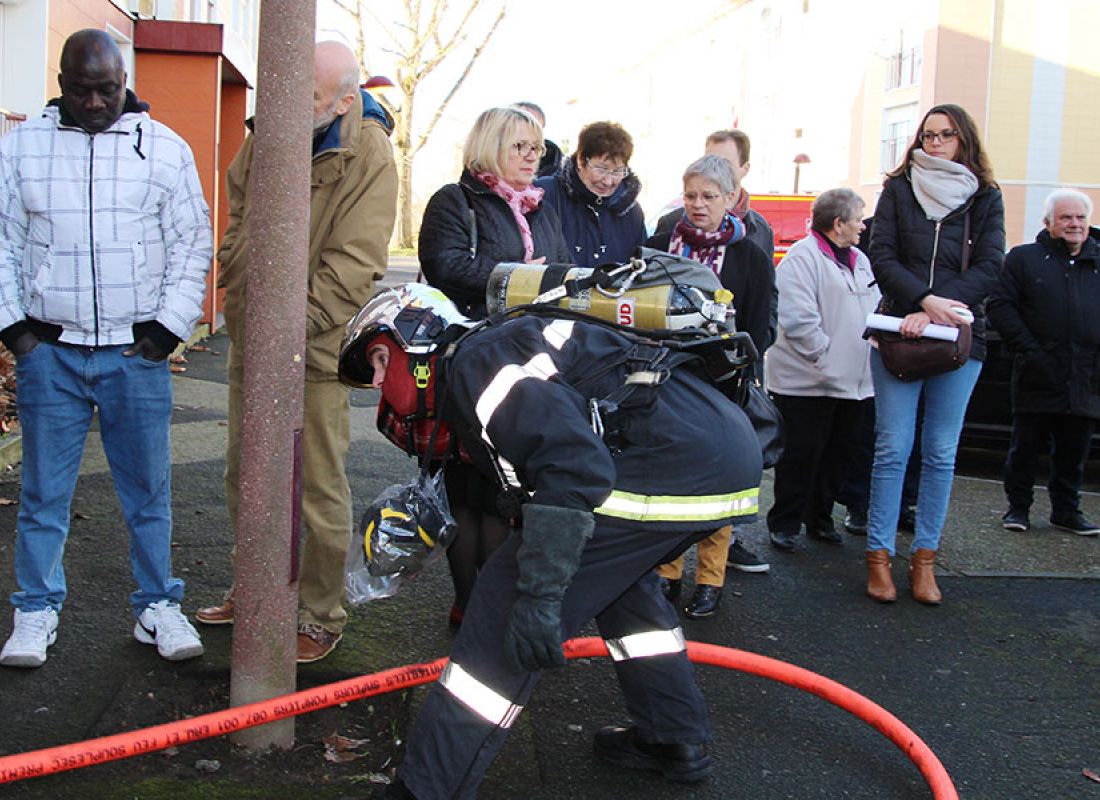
[535,120,646,268]
[865,103,1005,605]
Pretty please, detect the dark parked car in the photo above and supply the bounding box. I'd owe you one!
[961,329,1013,451]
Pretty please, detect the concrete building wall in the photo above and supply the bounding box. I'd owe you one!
[843,0,1100,247]
[47,0,135,100]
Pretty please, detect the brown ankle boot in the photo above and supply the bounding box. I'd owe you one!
[908,548,942,605]
[865,550,896,603]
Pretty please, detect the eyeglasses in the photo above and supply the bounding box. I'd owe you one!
[682,191,724,204]
[584,160,631,180]
[512,141,546,159]
[920,129,959,144]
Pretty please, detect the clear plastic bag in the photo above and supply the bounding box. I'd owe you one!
[345,470,457,604]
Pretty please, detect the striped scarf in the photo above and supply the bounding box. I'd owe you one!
[670,212,746,275]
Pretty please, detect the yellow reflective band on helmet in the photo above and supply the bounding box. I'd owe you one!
[605,628,687,661]
[594,487,759,522]
[439,661,523,729]
[363,518,375,560]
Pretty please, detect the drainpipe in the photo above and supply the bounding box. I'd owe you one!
[228,0,315,751]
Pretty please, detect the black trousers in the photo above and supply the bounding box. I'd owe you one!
[399,523,711,800]
[767,394,863,535]
[1004,412,1095,516]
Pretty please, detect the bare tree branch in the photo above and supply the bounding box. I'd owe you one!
[419,0,482,77]
[335,0,509,248]
[414,5,504,155]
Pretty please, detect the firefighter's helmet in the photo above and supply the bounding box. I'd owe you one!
[355,474,456,579]
[339,283,470,388]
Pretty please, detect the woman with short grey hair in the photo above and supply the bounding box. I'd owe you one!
[645,153,776,619]
[763,188,880,557]
[811,188,865,234]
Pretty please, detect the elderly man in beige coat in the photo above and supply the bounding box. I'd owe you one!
[198,41,398,662]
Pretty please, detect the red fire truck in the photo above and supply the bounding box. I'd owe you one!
[749,193,815,265]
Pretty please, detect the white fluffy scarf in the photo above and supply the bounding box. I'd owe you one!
[909,149,978,221]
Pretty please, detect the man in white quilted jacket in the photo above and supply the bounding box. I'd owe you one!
[0,29,213,668]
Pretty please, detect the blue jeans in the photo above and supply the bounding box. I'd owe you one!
[866,350,981,555]
[11,343,182,615]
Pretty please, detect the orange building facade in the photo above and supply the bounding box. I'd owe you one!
[0,0,258,333]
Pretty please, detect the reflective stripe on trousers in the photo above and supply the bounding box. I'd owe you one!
[438,661,524,729]
[604,627,687,661]
[595,486,759,522]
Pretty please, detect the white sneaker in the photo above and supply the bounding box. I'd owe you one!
[134,600,204,661]
[1,608,59,668]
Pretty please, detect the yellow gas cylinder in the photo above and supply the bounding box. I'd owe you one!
[486,263,719,331]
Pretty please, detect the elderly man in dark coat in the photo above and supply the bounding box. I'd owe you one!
[988,188,1100,536]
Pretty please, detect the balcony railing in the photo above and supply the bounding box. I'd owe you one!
[885,46,922,90]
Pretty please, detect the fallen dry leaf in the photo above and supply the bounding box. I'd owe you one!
[1083,768,1100,783]
[322,731,371,764]
[187,344,211,353]
[0,498,16,506]
[73,511,90,520]
[322,732,371,752]
[170,365,187,374]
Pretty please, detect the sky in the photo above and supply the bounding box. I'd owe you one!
[311,0,944,227]
[314,0,747,219]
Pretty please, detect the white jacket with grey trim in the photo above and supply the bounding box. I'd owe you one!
[0,104,213,346]
[764,232,879,399]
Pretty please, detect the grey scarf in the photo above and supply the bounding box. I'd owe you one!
[909,149,978,221]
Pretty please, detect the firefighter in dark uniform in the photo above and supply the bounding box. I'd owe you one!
[339,284,763,799]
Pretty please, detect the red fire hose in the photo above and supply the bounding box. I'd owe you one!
[0,637,957,798]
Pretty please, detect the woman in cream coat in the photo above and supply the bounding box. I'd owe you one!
[764,188,880,554]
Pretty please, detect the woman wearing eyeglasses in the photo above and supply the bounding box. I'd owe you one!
[646,154,776,619]
[420,105,571,319]
[419,106,571,627]
[535,121,646,268]
[865,103,1005,605]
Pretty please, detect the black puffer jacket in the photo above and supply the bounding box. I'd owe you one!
[987,229,1100,418]
[869,173,1006,361]
[419,170,572,318]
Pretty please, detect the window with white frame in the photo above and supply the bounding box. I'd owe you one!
[880,103,917,174]
[885,31,922,90]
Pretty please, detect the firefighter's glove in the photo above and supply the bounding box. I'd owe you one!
[504,504,595,673]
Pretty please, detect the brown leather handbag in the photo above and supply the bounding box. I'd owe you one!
[875,212,973,382]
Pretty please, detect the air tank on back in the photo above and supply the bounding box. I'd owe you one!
[485,261,733,332]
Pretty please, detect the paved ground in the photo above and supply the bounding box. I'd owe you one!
[0,272,1098,798]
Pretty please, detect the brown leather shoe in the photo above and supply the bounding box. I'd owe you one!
[195,597,234,625]
[865,550,896,603]
[908,548,942,605]
[297,623,342,663]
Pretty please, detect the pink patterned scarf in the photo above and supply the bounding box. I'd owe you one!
[474,171,544,261]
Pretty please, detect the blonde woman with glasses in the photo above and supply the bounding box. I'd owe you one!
[419,106,571,628]
[420,105,571,319]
